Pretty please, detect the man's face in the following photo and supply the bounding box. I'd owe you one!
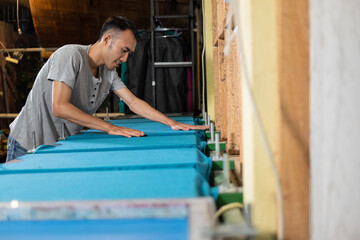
[103,29,136,70]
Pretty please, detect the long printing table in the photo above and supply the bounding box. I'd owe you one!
[0,116,216,239]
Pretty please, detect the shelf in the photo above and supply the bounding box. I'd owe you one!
[155,15,190,19]
[154,62,192,68]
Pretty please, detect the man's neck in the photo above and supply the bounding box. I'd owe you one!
[88,42,103,77]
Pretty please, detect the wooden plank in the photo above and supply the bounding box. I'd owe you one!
[29,0,190,47]
[218,39,227,140]
[277,0,309,239]
[216,0,226,41]
[225,29,241,155]
[213,46,221,133]
[211,0,218,46]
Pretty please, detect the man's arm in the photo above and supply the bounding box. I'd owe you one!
[52,81,144,137]
[115,87,209,131]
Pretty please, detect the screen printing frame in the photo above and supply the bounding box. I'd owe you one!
[0,197,216,240]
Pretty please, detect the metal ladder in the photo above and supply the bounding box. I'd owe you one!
[149,0,195,111]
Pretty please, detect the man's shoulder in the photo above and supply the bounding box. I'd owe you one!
[53,44,90,58]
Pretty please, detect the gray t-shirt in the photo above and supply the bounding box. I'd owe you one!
[10,44,126,150]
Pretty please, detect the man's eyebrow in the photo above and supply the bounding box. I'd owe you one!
[123,47,131,52]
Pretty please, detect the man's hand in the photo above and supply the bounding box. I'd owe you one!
[52,81,144,137]
[107,124,145,138]
[114,88,210,132]
[170,121,210,131]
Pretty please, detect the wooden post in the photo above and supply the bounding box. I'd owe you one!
[218,39,227,140]
[225,30,241,155]
[277,0,309,239]
[0,56,9,113]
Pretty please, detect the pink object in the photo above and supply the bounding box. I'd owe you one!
[186,57,193,112]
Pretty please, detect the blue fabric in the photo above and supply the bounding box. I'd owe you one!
[2,148,212,181]
[0,116,216,211]
[108,119,195,126]
[66,131,194,140]
[211,187,219,200]
[66,117,205,141]
[108,121,195,132]
[65,129,206,145]
[195,118,203,125]
[0,218,188,240]
[110,116,195,124]
[72,121,201,138]
[0,168,212,201]
[6,135,28,162]
[34,135,206,154]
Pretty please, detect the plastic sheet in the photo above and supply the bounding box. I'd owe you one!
[2,148,211,181]
[109,116,195,124]
[35,135,207,154]
[75,121,200,138]
[0,168,212,202]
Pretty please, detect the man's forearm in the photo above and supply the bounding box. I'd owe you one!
[129,98,176,127]
[53,102,112,132]
[52,81,144,137]
[115,87,209,131]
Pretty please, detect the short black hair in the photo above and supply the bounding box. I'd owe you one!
[99,16,138,41]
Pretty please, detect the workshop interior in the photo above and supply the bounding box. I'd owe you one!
[0,0,360,239]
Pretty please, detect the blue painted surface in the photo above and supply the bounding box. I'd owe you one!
[1,148,211,181]
[66,131,206,147]
[0,168,211,202]
[66,120,205,140]
[109,120,195,128]
[109,116,195,124]
[34,135,206,154]
[67,129,200,139]
[0,116,212,239]
[0,218,188,240]
[89,121,196,135]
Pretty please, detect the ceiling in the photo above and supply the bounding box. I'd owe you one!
[27,0,191,47]
[0,0,30,8]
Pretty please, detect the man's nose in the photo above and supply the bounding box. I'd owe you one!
[120,52,130,62]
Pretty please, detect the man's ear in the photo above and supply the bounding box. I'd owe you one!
[102,34,111,45]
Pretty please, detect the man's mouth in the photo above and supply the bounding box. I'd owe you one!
[115,60,121,67]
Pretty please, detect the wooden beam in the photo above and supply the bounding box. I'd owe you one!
[218,39,227,140]
[216,0,226,41]
[225,29,241,155]
[277,0,309,239]
[213,46,221,132]
[211,0,218,47]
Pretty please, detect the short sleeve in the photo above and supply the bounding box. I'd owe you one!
[110,71,126,91]
[47,46,81,89]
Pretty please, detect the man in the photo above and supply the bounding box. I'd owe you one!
[6,16,208,162]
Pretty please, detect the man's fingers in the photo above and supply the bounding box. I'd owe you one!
[108,125,144,137]
[171,123,210,131]
[127,128,144,137]
[122,128,144,137]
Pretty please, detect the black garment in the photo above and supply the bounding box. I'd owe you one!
[126,35,188,113]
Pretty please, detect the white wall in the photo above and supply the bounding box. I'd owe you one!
[310,0,360,239]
